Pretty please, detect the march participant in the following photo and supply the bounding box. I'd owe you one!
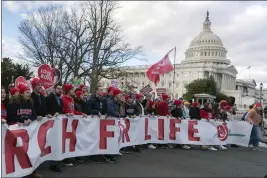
[246,102,263,150]
[142,93,152,108]
[102,86,114,115]
[106,88,125,163]
[171,100,191,150]
[124,95,142,152]
[125,95,137,117]
[1,87,8,124]
[219,100,228,121]
[74,91,89,114]
[145,100,156,115]
[6,85,42,178]
[241,105,254,121]
[61,84,87,166]
[200,103,224,151]
[89,86,118,162]
[189,102,201,120]
[157,93,170,116]
[133,94,144,116]
[31,78,47,119]
[46,84,64,172]
[183,101,191,119]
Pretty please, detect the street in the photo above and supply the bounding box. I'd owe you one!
[37,146,267,177]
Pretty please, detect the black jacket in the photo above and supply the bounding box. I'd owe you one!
[31,92,46,117]
[74,99,89,114]
[102,95,111,115]
[171,108,183,119]
[133,101,144,115]
[6,100,37,124]
[189,107,201,120]
[125,103,137,117]
[87,94,104,115]
[46,93,64,115]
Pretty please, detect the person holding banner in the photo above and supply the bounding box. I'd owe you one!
[134,94,145,116]
[171,100,191,150]
[31,78,47,119]
[6,85,42,178]
[46,84,64,172]
[1,86,8,124]
[157,93,170,116]
[189,102,201,120]
[246,102,262,151]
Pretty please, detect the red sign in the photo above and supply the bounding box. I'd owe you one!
[38,64,61,89]
[15,76,31,88]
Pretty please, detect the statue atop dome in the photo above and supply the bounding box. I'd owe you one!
[206,10,209,21]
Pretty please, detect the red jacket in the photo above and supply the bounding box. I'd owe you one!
[1,102,7,120]
[200,109,214,120]
[62,95,83,115]
[157,101,170,116]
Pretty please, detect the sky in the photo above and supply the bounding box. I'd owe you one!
[2,1,267,88]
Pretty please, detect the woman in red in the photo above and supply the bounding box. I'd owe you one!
[1,86,8,124]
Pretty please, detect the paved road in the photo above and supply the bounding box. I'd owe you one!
[37,146,267,177]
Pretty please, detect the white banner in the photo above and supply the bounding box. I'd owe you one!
[1,115,252,177]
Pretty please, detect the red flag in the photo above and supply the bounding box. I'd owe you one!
[146,49,174,85]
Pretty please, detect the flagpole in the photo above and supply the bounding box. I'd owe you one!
[172,47,176,99]
[249,67,251,79]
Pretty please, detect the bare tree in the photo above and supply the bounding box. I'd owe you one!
[84,1,143,91]
[18,1,144,88]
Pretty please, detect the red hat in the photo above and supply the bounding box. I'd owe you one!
[64,84,74,94]
[125,95,131,100]
[79,84,86,89]
[76,91,83,98]
[220,100,228,108]
[225,105,232,111]
[107,86,114,93]
[173,100,183,106]
[255,102,262,107]
[31,78,43,89]
[192,102,200,107]
[18,84,30,94]
[148,100,155,108]
[10,87,19,96]
[136,94,143,100]
[162,93,169,101]
[112,88,121,97]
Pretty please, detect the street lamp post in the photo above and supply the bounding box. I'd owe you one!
[260,82,263,105]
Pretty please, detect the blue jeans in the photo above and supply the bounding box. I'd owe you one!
[249,125,261,147]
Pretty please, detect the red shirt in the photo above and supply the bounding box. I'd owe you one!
[1,102,7,120]
[157,101,170,116]
[200,109,213,120]
[62,95,83,115]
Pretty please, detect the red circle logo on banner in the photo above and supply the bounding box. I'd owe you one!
[217,123,229,141]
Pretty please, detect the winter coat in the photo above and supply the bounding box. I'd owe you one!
[6,99,37,124]
[133,101,144,116]
[157,101,170,116]
[189,107,201,120]
[31,92,47,117]
[74,99,89,114]
[171,107,183,119]
[87,94,104,115]
[62,95,83,115]
[46,93,64,115]
[125,103,137,117]
[107,97,123,118]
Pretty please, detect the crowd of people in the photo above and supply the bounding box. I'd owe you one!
[1,79,265,178]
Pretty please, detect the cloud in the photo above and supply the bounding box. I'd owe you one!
[2,37,24,63]
[3,1,267,87]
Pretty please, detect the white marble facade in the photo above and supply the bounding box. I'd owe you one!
[100,12,257,109]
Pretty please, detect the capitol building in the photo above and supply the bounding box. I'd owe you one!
[101,12,264,109]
